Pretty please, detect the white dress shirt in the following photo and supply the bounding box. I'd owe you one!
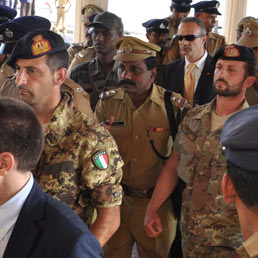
[184,50,208,92]
[0,173,34,258]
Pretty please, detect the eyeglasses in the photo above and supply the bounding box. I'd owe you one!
[175,34,206,41]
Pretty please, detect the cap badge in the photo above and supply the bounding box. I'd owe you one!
[125,44,133,54]
[244,27,252,37]
[87,8,93,15]
[31,34,52,56]
[159,23,166,29]
[4,28,13,38]
[224,45,240,58]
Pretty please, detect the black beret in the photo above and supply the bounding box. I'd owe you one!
[0,5,17,24]
[7,29,66,68]
[192,1,221,15]
[214,44,257,65]
[221,105,258,171]
[142,19,169,33]
[171,0,192,12]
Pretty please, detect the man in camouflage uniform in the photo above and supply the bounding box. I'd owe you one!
[95,36,190,258]
[144,44,257,257]
[221,106,258,258]
[70,11,123,111]
[237,17,258,106]
[7,29,123,246]
[67,4,103,64]
[193,0,226,56]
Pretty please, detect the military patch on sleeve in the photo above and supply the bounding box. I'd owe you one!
[92,150,109,170]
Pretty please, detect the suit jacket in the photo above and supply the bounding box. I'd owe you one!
[3,182,102,258]
[162,54,216,106]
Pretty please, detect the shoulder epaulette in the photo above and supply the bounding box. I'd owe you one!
[99,89,117,100]
[171,92,191,110]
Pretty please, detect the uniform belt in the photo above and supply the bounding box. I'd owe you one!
[57,6,65,9]
[122,184,154,199]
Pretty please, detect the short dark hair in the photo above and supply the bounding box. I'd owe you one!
[0,98,44,172]
[46,50,69,74]
[227,160,258,212]
[244,61,257,77]
[143,56,157,70]
[180,17,207,35]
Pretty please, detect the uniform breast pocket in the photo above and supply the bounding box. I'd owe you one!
[110,125,130,155]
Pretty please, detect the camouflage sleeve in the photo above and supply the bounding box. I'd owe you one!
[80,122,123,208]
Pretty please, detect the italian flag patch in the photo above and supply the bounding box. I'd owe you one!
[92,150,109,170]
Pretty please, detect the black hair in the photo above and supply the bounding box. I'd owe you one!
[143,56,157,70]
[46,49,69,73]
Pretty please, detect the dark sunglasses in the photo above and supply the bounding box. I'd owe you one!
[175,34,206,41]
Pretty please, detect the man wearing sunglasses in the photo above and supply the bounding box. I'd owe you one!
[162,17,215,106]
[192,0,226,56]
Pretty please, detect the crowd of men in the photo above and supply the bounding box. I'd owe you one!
[0,0,258,258]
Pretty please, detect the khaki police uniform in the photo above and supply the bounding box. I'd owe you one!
[164,16,178,39]
[67,46,96,77]
[0,59,14,88]
[95,36,190,258]
[174,98,249,257]
[67,41,89,64]
[206,32,226,56]
[55,0,70,34]
[0,76,95,119]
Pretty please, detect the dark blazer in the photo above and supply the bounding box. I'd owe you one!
[3,181,102,258]
[162,54,216,106]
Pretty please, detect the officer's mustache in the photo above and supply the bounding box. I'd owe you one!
[215,78,229,86]
[119,79,137,87]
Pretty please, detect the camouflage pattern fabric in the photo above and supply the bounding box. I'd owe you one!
[174,98,249,256]
[33,92,123,226]
[70,57,120,111]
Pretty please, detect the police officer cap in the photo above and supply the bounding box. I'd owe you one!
[0,5,17,24]
[0,16,51,54]
[7,30,66,68]
[81,4,104,16]
[142,19,169,33]
[90,11,123,34]
[192,1,221,15]
[237,17,258,49]
[114,36,160,62]
[171,0,192,12]
[214,44,257,65]
[221,105,258,171]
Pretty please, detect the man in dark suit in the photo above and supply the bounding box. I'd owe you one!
[0,98,102,258]
[163,17,216,106]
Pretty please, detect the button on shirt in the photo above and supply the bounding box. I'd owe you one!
[184,50,208,92]
[0,174,34,258]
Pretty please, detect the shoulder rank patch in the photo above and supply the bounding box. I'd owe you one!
[99,90,117,100]
[171,93,190,110]
[92,150,109,170]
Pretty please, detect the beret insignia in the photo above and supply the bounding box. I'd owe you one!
[92,150,109,170]
[31,34,52,56]
[223,45,240,58]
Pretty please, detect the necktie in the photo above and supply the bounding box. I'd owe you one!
[184,63,196,106]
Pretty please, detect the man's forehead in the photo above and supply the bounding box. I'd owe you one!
[92,24,110,32]
[216,59,246,67]
[178,22,200,33]
[119,60,145,66]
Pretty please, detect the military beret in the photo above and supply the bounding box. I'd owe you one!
[237,17,258,49]
[171,0,192,12]
[114,36,160,62]
[0,5,17,24]
[221,105,258,171]
[7,30,66,68]
[214,44,257,65]
[142,19,169,33]
[91,11,123,34]
[192,1,221,15]
[81,4,104,16]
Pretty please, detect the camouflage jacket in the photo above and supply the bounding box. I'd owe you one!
[70,57,120,111]
[174,98,248,249]
[33,92,123,226]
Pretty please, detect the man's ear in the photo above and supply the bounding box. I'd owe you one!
[244,76,256,89]
[222,173,236,204]
[54,68,67,87]
[150,67,157,81]
[0,152,15,176]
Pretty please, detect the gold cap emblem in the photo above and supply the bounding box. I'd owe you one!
[224,45,240,58]
[31,34,52,56]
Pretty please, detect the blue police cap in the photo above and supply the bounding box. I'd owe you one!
[214,44,257,65]
[7,30,67,68]
[221,105,258,171]
[0,16,51,54]
[192,1,221,15]
[0,5,17,24]
[142,19,169,33]
[171,0,192,12]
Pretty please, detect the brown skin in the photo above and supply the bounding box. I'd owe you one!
[195,12,217,33]
[170,7,189,26]
[146,31,169,48]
